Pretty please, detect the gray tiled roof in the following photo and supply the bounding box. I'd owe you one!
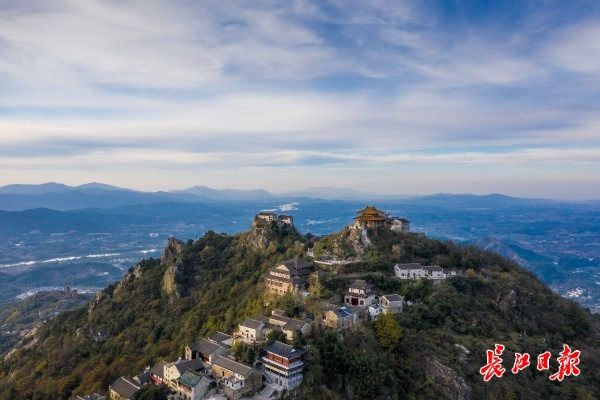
[174,358,204,375]
[212,355,255,378]
[348,279,371,289]
[265,341,306,359]
[190,338,222,356]
[240,318,264,330]
[280,258,312,272]
[150,360,168,379]
[208,331,232,343]
[109,377,140,399]
[381,294,404,302]
[133,369,151,386]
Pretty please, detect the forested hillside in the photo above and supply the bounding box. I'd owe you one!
[1,222,599,399]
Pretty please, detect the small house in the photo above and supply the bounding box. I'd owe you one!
[389,217,410,232]
[259,310,311,341]
[323,306,358,331]
[174,370,215,400]
[344,279,375,307]
[211,356,262,399]
[185,338,228,363]
[380,294,404,314]
[150,360,168,384]
[164,358,204,387]
[236,318,265,343]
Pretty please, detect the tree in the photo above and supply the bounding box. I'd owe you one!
[374,313,402,350]
[292,330,306,348]
[232,342,256,365]
[267,329,287,344]
[308,272,324,298]
[131,385,172,400]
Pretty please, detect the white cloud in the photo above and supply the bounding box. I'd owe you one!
[0,1,599,198]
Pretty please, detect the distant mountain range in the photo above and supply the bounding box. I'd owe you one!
[0,182,564,211]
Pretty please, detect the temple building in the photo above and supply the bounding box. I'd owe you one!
[253,211,294,227]
[353,206,388,230]
[261,341,306,390]
[265,258,313,296]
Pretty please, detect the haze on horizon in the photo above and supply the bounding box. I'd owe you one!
[1,1,600,200]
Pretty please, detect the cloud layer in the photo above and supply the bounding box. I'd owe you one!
[0,0,599,199]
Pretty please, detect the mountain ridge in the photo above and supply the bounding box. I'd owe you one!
[1,221,599,399]
[0,182,576,212]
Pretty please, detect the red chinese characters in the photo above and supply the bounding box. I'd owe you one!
[511,352,530,374]
[537,351,551,371]
[549,344,581,381]
[479,344,506,381]
[480,344,582,382]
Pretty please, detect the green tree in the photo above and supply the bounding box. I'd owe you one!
[267,329,287,344]
[374,313,402,350]
[232,342,256,364]
[308,272,324,298]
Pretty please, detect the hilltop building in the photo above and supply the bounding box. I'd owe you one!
[236,310,310,343]
[185,338,228,363]
[211,355,262,400]
[394,263,457,281]
[265,258,313,296]
[164,358,204,389]
[353,206,388,230]
[236,318,265,344]
[255,211,276,223]
[262,341,306,390]
[344,280,375,307]
[174,370,215,400]
[254,211,293,227]
[351,205,410,233]
[380,294,404,314]
[322,305,358,331]
[389,217,410,232]
[256,309,311,341]
[150,360,168,384]
[108,377,141,400]
[369,294,405,320]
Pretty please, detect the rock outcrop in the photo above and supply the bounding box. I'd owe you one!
[424,355,472,400]
[161,237,185,298]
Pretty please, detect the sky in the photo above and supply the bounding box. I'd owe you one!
[1,0,600,199]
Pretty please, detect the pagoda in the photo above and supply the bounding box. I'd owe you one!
[353,205,388,229]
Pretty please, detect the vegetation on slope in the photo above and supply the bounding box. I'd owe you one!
[0,290,92,356]
[0,223,599,400]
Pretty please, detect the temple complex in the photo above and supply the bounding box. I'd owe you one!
[352,206,388,229]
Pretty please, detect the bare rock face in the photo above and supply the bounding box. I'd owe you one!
[161,237,185,298]
[162,236,185,263]
[424,355,472,400]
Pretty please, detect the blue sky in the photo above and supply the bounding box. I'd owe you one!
[0,0,599,199]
